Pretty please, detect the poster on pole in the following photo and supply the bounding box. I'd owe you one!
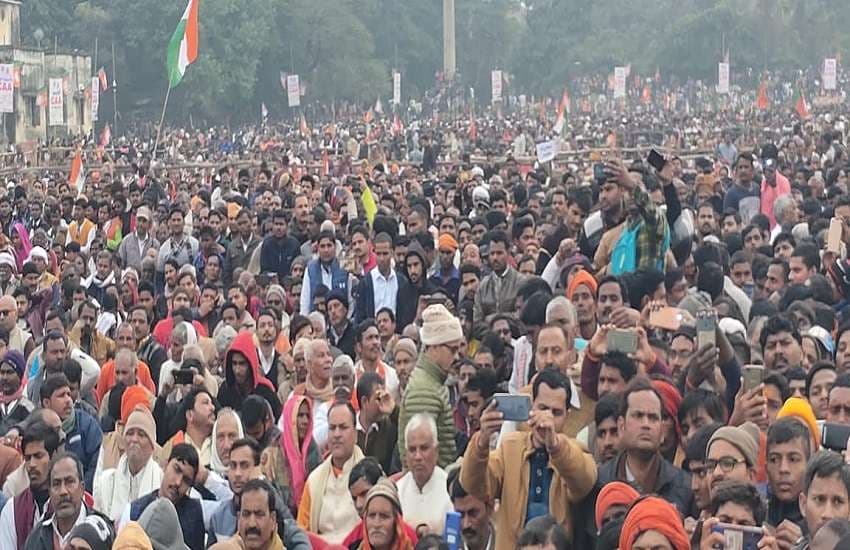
[49,77,64,126]
[613,67,626,98]
[717,62,730,94]
[536,140,558,163]
[91,77,99,122]
[491,70,502,103]
[824,58,837,90]
[0,65,13,113]
[286,74,301,108]
[392,71,401,105]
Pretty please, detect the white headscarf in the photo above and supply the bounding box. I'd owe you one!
[209,408,243,475]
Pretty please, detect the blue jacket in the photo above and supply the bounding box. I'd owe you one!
[307,258,348,307]
[65,409,102,491]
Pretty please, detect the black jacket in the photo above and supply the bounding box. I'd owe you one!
[354,270,417,331]
[573,452,693,550]
[24,506,112,550]
[260,235,301,276]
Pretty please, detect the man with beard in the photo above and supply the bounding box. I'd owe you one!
[217,331,281,420]
[0,421,62,548]
[255,309,285,393]
[354,320,400,402]
[39,373,101,491]
[23,452,112,550]
[68,300,115,367]
[159,388,216,468]
[403,239,437,318]
[130,305,167,389]
[83,250,115,306]
[326,289,355,358]
[449,468,496,550]
[0,350,34,435]
[762,315,804,376]
[696,202,719,241]
[723,153,761,225]
[579,165,625,260]
[259,209,300,278]
[119,444,206,550]
[0,253,17,296]
[156,207,199,289]
[118,206,159,273]
[473,231,525,337]
[299,230,354,315]
[566,270,597,341]
[297,401,364,543]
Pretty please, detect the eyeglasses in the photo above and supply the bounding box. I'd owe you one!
[442,343,462,355]
[704,457,746,473]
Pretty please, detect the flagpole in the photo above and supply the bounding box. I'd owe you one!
[92,36,98,140]
[153,82,172,161]
[112,42,118,136]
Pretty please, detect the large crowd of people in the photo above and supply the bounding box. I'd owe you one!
[0,68,846,549]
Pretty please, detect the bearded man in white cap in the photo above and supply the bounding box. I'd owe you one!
[27,246,56,291]
[397,304,462,468]
[0,251,17,295]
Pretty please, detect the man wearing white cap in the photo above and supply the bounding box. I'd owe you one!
[118,206,160,273]
[397,304,462,468]
[0,251,17,296]
[26,247,56,292]
[94,406,163,521]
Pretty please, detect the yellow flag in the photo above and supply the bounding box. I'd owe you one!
[361,182,377,227]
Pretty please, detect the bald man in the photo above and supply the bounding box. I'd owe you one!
[0,296,33,358]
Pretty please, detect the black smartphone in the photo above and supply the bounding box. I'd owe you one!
[647,149,667,172]
[593,163,606,182]
[493,394,532,422]
[173,368,194,385]
[822,423,850,451]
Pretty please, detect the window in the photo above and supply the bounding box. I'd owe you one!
[25,95,39,126]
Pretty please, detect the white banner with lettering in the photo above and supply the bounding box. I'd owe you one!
[286,74,301,108]
[824,58,837,90]
[49,77,64,125]
[392,72,401,105]
[614,67,627,99]
[91,77,99,122]
[718,63,730,94]
[0,65,13,113]
[491,70,502,103]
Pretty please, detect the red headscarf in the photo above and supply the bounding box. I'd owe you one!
[595,481,640,529]
[651,379,683,438]
[281,394,314,508]
[619,496,690,550]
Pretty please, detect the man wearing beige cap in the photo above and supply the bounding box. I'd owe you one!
[94,405,163,520]
[118,206,160,273]
[398,304,462,468]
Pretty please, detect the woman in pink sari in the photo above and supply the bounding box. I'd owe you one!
[261,393,321,514]
[10,223,31,272]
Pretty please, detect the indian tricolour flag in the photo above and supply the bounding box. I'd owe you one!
[166,0,200,88]
[70,150,85,197]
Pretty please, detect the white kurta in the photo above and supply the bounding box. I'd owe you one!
[94,455,163,521]
[397,467,454,534]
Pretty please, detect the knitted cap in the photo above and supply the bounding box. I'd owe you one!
[125,405,156,445]
[67,514,115,550]
[1,350,25,378]
[327,288,349,310]
[420,304,463,346]
[708,424,758,468]
[365,478,401,514]
[394,338,418,360]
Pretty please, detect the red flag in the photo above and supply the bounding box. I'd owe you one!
[392,114,404,136]
[98,68,108,91]
[363,109,374,124]
[641,85,652,104]
[99,124,111,148]
[69,149,85,196]
[795,89,810,119]
[756,82,769,111]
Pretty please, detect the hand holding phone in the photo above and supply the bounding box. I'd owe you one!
[742,365,765,394]
[493,394,532,422]
[649,307,685,331]
[696,310,717,351]
[647,149,667,172]
[710,522,764,550]
[607,329,638,354]
[828,218,843,254]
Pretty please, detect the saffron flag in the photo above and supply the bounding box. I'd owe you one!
[756,82,769,111]
[166,0,200,88]
[299,112,309,136]
[553,88,569,135]
[98,68,108,91]
[70,150,85,197]
[794,88,810,119]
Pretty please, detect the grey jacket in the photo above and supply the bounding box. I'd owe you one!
[472,267,525,338]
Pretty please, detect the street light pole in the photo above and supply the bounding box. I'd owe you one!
[443,0,456,81]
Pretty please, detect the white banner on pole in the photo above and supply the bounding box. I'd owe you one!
[91,77,99,122]
[536,140,558,163]
[824,58,837,90]
[392,71,401,105]
[286,74,301,108]
[718,62,730,94]
[614,67,626,99]
[49,77,64,126]
[491,70,502,103]
[0,65,13,114]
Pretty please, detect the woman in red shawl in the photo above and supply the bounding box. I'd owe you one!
[9,223,31,272]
